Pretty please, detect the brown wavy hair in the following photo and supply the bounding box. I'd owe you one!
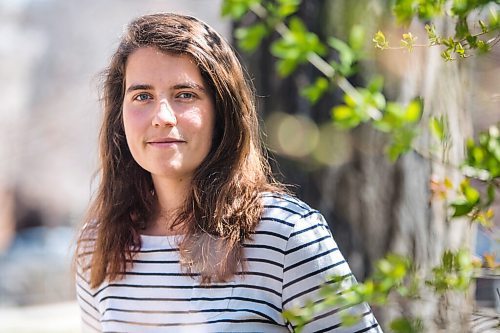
[76,13,283,288]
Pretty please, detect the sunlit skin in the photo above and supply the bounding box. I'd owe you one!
[122,47,215,234]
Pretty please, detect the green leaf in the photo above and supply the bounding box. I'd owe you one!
[371,92,387,110]
[455,42,466,58]
[428,249,473,292]
[367,76,384,93]
[417,1,444,20]
[328,37,356,74]
[461,180,480,204]
[276,58,299,76]
[341,313,361,327]
[386,127,418,161]
[451,200,475,217]
[276,0,301,17]
[403,99,422,123]
[289,16,307,36]
[390,317,424,333]
[400,32,417,52]
[235,23,269,52]
[332,105,362,129]
[477,40,491,53]
[301,77,330,104]
[349,25,365,52]
[486,183,496,205]
[479,20,488,33]
[441,49,454,61]
[373,31,389,49]
[390,317,413,333]
[270,17,326,76]
[429,116,446,142]
[489,8,499,29]
[393,0,417,25]
[425,24,440,45]
[455,17,470,40]
[466,35,478,49]
[221,0,259,20]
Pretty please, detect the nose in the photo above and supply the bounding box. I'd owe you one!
[152,101,177,127]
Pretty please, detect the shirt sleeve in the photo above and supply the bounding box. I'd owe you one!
[282,212,383,333]
[75,243,102,332]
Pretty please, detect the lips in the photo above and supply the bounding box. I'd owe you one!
[147,137,186,145]
[148,138,185,143]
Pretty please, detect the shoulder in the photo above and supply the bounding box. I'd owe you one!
[258,192,327,236]
[260,192,318,218]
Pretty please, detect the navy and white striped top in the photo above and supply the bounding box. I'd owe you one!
[76,193,382,332]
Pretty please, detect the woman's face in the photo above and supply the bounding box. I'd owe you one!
[122,47,215,182]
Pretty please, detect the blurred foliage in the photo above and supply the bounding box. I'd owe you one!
[283,249,472,332]
[221,0,500,331]
[375,0,500,60]
[452,125,500,228]
[271,17,327,76]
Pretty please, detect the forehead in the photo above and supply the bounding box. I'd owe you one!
[124,47,204,85]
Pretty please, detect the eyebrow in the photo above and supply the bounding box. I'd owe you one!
[125,84,153,94]
[125,82,206,94]
[173,82,206,92]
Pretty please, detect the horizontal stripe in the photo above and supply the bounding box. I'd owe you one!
[263,205,319,218]
[99,295,281,313]
[236,271,282,283]
[252,230,288,241]
[259,216,294,227]
[285,234,331,255]
[130,257,281,266]
[313,310,374,333]
[135,248,179,253]
[284,247,339,272]
[261,193,310,211]
[130,259,179,264]
[282,273,352,306]
[246,257,284,268]
[103,307,278,323]
[283,260,346,289]
[289,220,326,237]
[123,271,198,277]
[101,317,275,327]
[94,282,281,298]
[242,243,285,254]
[354,323,381,333]
[78,251,93,258]
[121,270,283,280]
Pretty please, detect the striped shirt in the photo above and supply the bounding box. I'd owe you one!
[76,193,382,332]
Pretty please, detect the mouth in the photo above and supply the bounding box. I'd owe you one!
[148,139,185,143]
[147,138,186,145]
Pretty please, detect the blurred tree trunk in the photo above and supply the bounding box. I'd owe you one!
[235,0,474,331]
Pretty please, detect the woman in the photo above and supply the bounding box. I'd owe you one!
[75,13,382,333]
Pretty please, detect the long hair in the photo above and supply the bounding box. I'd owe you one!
[76,13,283,288]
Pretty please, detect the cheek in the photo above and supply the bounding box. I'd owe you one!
[123,107,147,137]
[183,107,203,123]
[184,109,214,135]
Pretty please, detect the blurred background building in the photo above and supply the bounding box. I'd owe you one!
[0,0,226,331]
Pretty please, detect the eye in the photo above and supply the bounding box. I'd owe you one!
[133,93,152,101]
[177,92,196,100]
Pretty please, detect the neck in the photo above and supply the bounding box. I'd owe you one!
[143,175,191,236]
